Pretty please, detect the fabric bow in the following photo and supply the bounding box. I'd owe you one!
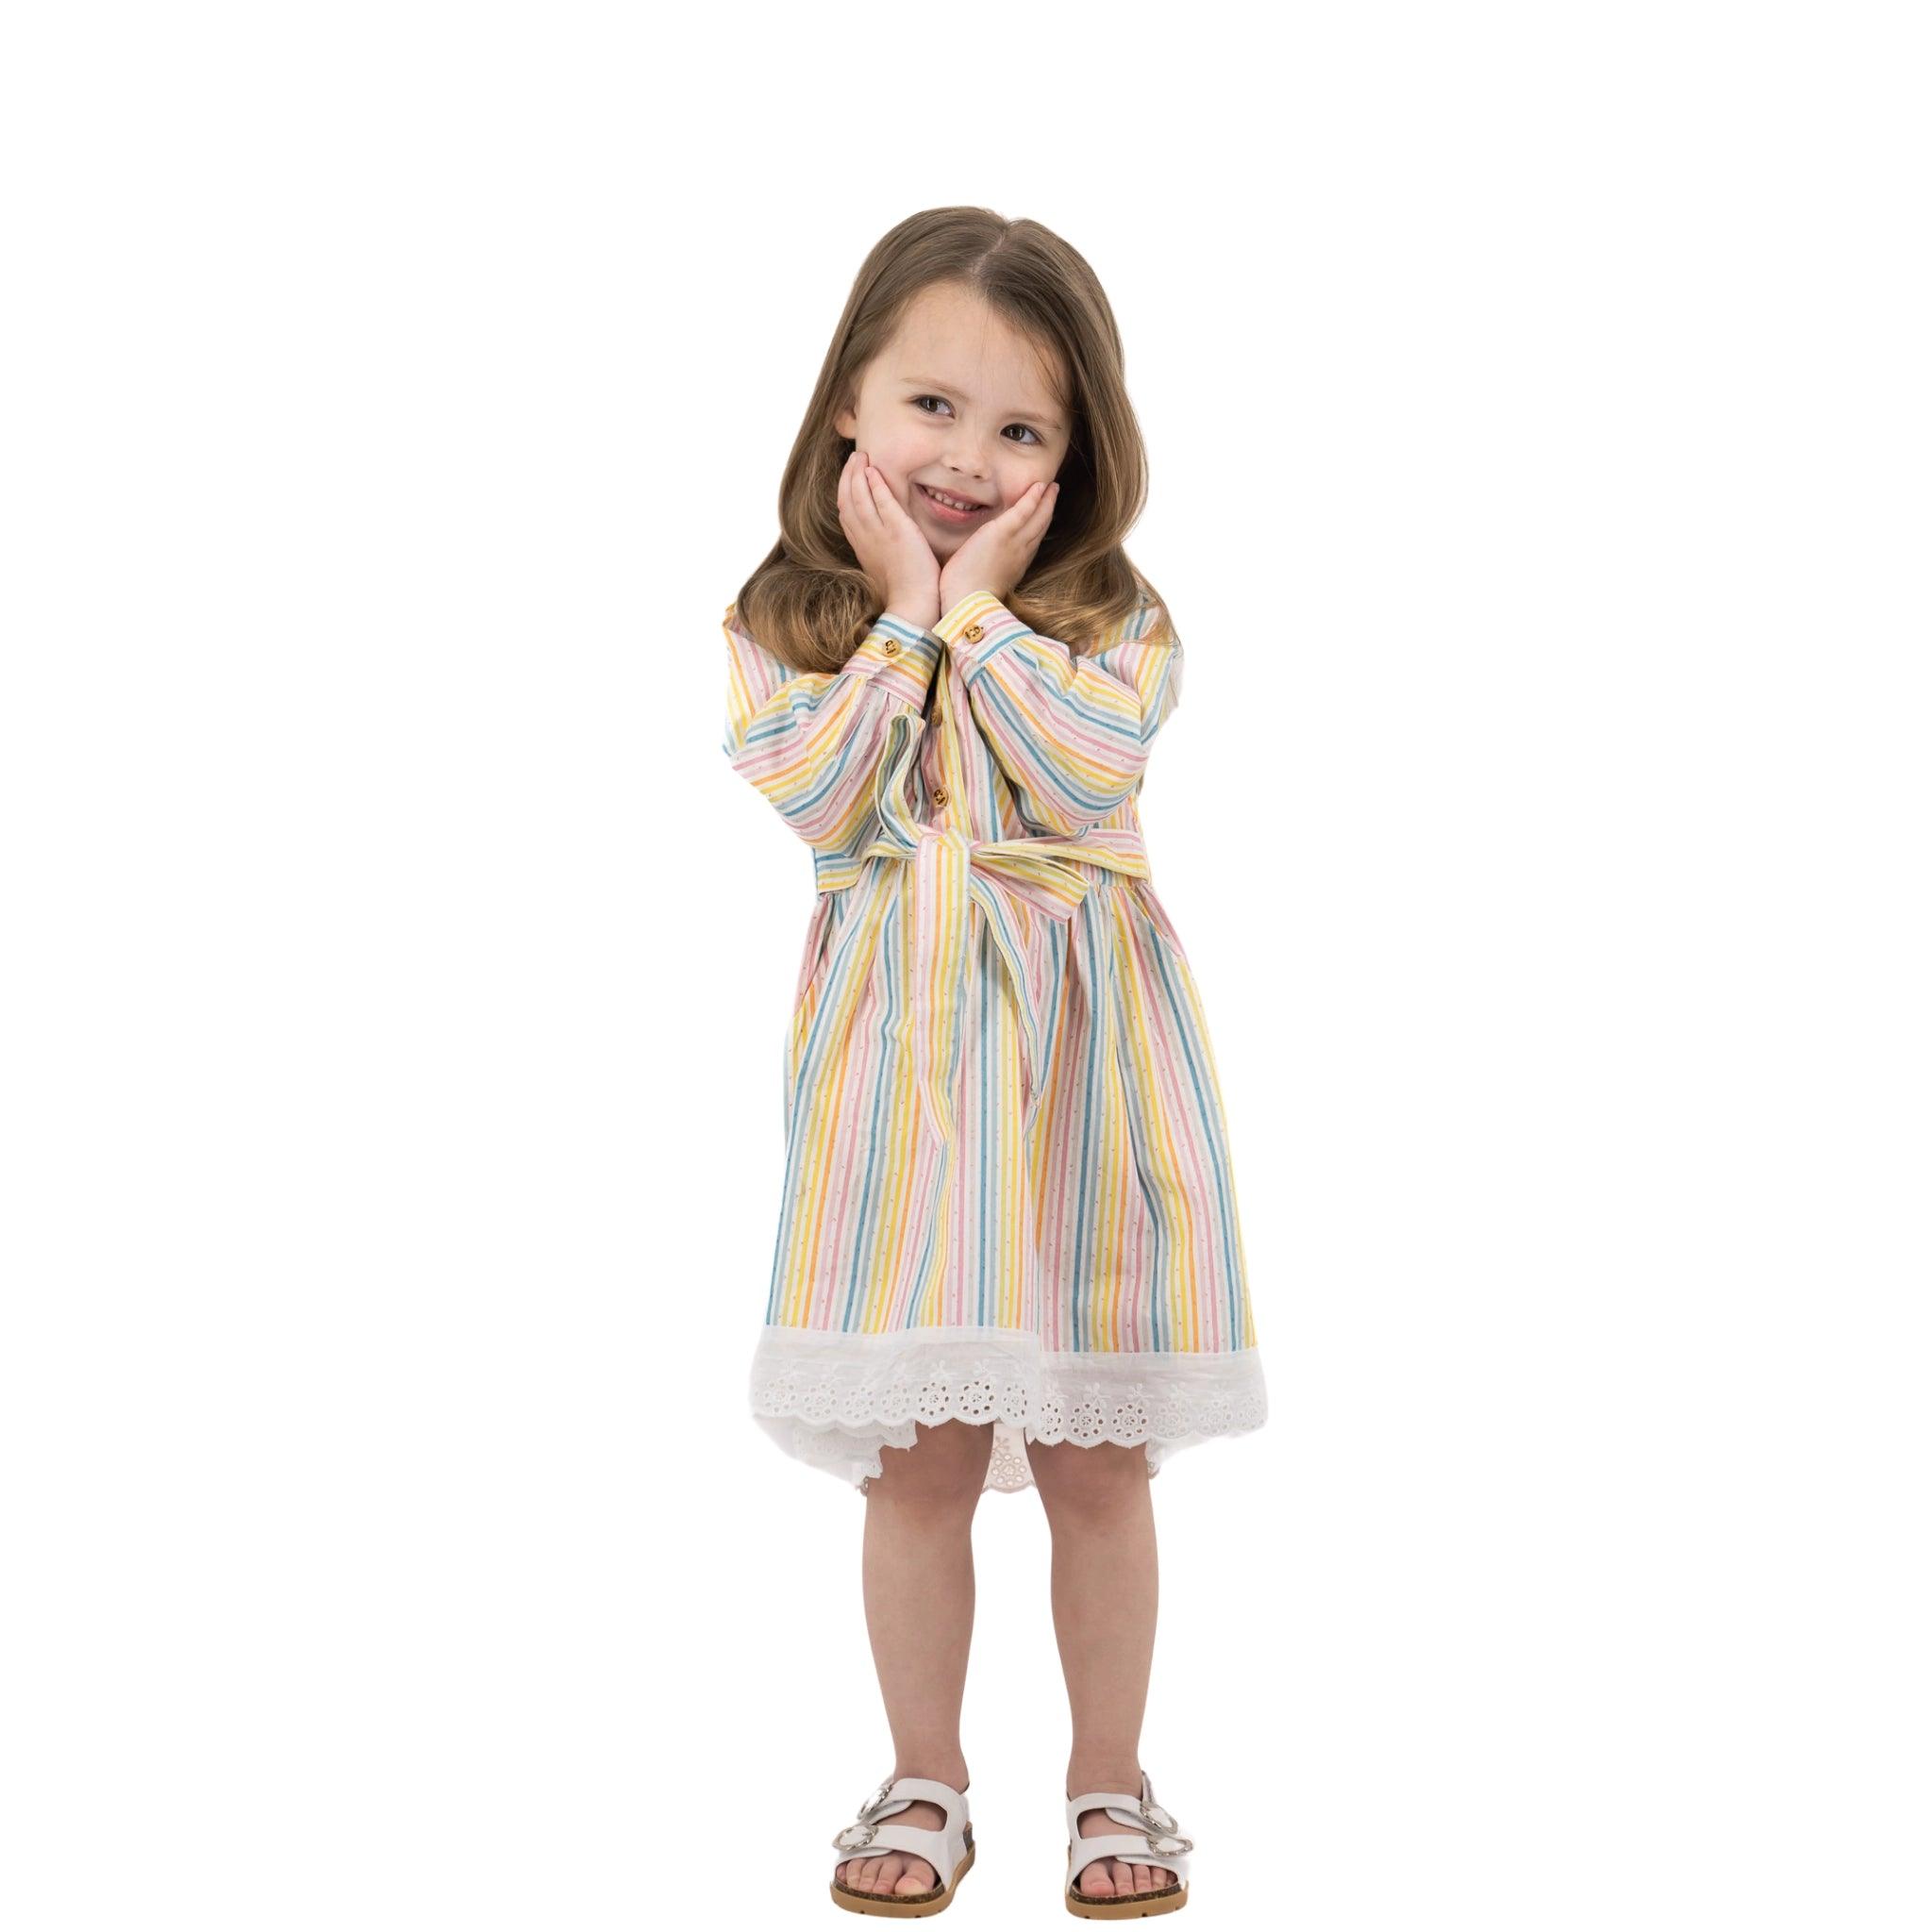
[861,713,1150,1146]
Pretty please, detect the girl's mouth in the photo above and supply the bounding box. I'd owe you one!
[917,482,994,525]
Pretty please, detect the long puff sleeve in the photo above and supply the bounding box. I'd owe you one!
[930,589,1182,833]
[722,605,941,852]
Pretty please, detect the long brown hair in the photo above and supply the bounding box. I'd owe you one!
[731,206,1172,675]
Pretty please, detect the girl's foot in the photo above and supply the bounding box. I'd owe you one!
[1070,1781,1175,1902]
[833,1785,965,1900]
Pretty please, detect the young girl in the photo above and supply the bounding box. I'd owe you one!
[721,208,1268,1918]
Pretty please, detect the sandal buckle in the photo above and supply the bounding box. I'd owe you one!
[1138,1799,1191,1855]
[832,1778,898,1852]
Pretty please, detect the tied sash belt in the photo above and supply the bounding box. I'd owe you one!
[858,714,1151,1146]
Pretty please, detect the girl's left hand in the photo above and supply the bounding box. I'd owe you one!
[938,480,1059,613]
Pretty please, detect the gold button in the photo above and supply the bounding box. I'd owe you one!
[881,638,899,656]
[960,623,984,643]
[932,786,948,807]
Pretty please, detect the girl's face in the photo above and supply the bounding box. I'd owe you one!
[833,283,1072,561]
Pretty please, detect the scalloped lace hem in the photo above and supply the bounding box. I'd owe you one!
[748,1324,1268,1494]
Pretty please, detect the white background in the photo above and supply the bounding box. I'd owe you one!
[4,4,1926,1926]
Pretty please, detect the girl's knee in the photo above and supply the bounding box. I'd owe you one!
[869,1419,993,1504]
[1025,1438,1150,1513]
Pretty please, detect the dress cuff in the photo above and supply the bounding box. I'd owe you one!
[931,591,1025,684]
[858,611,943,706]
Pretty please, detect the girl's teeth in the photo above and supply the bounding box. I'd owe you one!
[924,486,982,511]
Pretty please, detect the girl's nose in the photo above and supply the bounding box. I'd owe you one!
[944,436,992,479]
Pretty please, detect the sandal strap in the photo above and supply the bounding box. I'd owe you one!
[881,1775,968,1816]
[1066,1789,1149,1826]
[1065,1791,1191,1843]
[1067,1833,1192,1890]
[836,1823,953,1864]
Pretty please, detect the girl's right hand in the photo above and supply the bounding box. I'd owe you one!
[840,449,940,633]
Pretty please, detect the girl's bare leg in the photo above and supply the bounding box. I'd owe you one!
[833,1418,992,1900]
[1025,1437,1175,1903]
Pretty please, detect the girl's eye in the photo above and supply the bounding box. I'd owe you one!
[910,395,1043,446]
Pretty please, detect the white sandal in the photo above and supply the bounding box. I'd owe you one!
[829,1774,976,1917]
[1063,1770,1194,1918]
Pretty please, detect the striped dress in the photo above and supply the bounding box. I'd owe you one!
[723,585,1268,1494]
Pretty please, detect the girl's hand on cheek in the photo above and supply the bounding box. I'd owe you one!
[838,450,941,633]
[939,480,1059,614]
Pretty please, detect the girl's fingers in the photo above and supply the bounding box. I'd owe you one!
[868,467,906,524]
[1018,479,1054,524]
[841,470,879,547]
[853,467,879,525]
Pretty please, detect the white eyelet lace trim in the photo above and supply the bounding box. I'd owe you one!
[748,1325,1268,1494]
